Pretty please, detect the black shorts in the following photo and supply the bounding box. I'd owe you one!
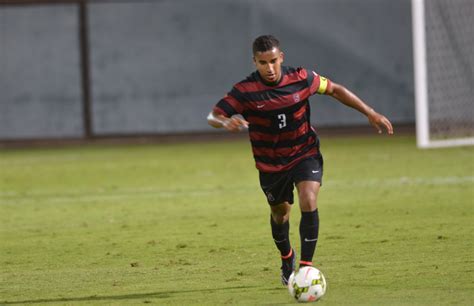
[259,155,323,206]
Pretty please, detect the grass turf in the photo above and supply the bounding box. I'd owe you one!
[0,135,473,305]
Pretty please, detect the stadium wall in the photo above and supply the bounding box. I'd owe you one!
[0,0,414,140]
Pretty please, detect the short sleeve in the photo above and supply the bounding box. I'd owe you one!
[213,87,246,117]
[307,70,331,95]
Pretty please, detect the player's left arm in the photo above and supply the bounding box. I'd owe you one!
[325,82,394,134]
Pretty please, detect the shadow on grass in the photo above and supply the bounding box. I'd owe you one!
[1,285,258,304]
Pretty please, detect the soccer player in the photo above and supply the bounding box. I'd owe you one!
[207,35,393,285]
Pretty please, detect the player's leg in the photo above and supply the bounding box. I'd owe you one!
[270,202,296,285]
[270,202,292,258]
[291,155,323,267]
[259,171,296,285]
[296,181,321,266]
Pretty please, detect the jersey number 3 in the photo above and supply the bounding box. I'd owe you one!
[278,114,287,129]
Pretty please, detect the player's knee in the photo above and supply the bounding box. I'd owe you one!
[271,203,291,224]
[299,190,317,210]
[272,211,290,224]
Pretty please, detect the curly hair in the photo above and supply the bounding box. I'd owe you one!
[252,35,280,54]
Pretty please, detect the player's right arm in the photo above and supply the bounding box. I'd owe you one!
[207,111,248,132]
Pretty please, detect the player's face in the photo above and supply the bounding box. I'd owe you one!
[253,47,284,84]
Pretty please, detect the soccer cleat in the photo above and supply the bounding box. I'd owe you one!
[280,248,296,286]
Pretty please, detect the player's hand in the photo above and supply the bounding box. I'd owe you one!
[223,116,249,132]
[368,110,394,134]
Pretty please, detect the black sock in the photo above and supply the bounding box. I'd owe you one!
[299,209,319,265]
[270,215,291,258]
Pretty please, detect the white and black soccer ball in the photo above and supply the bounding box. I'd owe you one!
[288,266,327,302]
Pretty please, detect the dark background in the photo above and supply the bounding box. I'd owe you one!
[0,0,414,140]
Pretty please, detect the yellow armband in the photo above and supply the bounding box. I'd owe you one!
[317,76,328,94]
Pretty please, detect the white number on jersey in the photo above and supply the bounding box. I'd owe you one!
[278,114,287,129]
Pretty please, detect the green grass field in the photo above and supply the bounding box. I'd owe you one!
[1,135,473,305]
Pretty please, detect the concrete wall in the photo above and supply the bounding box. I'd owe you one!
[0,4,83,139]
[88,0,254,135]
[0,0,414,139]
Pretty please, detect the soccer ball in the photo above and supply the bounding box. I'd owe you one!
[288,266,327,302]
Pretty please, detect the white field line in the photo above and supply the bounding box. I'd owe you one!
[0,176,472,204]
[330,176,474,187]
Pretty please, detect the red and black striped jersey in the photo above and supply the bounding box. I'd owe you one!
[213,66,331,173]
